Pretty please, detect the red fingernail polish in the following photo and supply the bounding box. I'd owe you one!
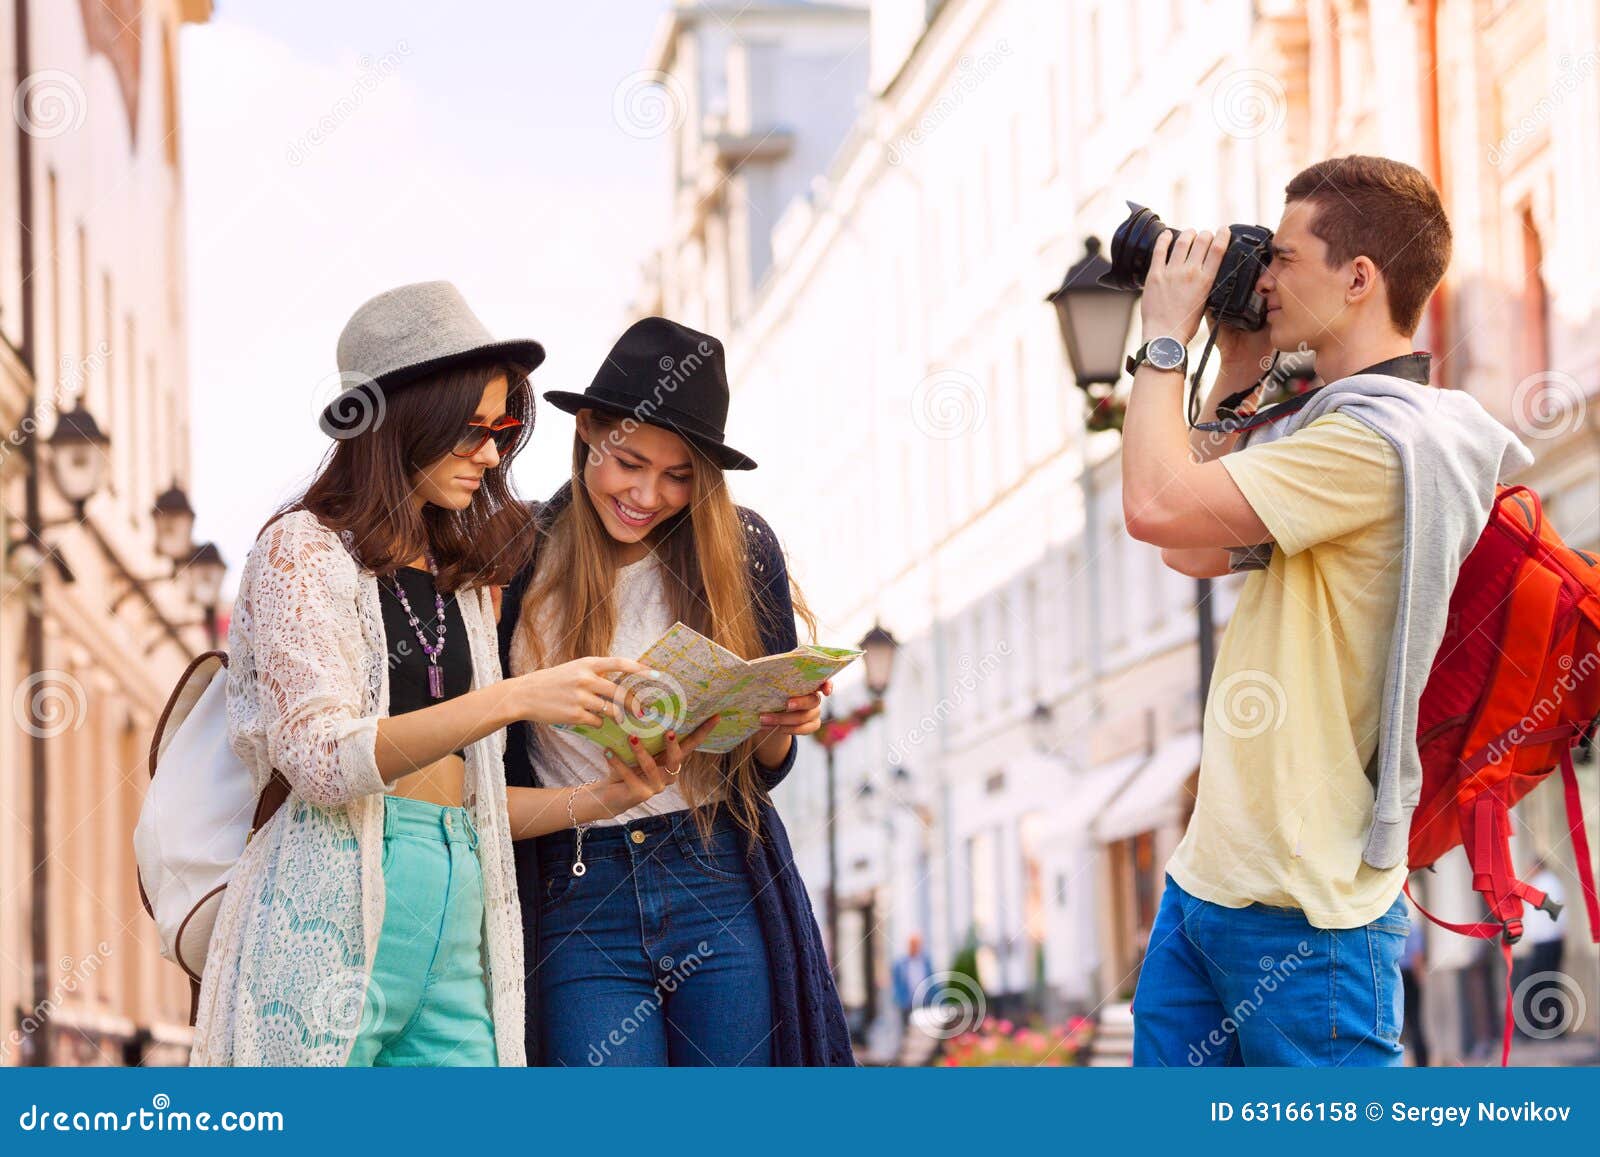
[666,731,676,741]
[629,735,639,746]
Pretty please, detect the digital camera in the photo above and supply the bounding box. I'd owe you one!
[1100,201,1274,332]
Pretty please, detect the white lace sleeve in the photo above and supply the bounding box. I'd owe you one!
[233,512,387,808]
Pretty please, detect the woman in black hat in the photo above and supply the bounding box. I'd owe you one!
[499,316,854,1067]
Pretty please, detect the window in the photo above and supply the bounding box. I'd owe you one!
[1086,11,1103,124]
[1025,573,1044,696]
[102,272,116,495]
[1106,522,1127,648]
[1064,547,1086,674]
[1520,207,1550,379]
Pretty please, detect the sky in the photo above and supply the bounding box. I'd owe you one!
[180,1,673,584]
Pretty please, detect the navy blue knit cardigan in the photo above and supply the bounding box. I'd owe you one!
[498,485,854,1066]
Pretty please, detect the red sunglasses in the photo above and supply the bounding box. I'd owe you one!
[452,415,523,458]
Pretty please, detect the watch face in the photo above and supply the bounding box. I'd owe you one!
[1147,336,1187,370]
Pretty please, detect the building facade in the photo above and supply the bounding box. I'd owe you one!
[642,0,1600,1063]
[1,0,215,1066]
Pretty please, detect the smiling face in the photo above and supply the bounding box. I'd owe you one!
[1255,198,1386,355]
[576,409,695,550]
[411,372,510,512]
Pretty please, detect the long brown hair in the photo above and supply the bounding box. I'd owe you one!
[519,415,816,841]
[269,357,537,590]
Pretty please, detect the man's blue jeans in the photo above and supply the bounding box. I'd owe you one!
[535,806,774,1066]
[1133,874,1409,1066]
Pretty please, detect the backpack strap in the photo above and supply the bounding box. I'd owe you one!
[1558,746,1600,941]
[1403,881,1506,939]
[1403,881,1518,1067]
[250,770,292,836]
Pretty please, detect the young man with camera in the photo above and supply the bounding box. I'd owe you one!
[1119,156,1531,1066]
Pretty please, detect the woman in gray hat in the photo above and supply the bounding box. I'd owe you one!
[193,284,680,1066]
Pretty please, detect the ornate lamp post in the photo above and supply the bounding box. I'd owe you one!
[1047,237,1139,431]
[812,622,899,977]
[1047,238,1217,730]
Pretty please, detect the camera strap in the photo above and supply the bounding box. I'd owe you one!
[1186,340,1323,436]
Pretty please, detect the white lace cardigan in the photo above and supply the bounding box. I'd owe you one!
[190,508,526,1066]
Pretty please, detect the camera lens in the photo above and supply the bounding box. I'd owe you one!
[1100,201,1171,292]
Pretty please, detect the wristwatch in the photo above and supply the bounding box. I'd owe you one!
[1126,335,1188,376]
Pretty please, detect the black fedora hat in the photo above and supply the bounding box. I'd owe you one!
[544,316,757,471]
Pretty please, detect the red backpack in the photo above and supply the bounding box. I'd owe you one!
[1410,483,1600,1063]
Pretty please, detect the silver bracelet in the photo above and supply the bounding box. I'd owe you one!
[565,785,593,877]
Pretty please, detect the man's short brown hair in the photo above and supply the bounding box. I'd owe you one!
[1283,156,1451,335]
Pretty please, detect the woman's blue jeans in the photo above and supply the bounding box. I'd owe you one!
[1132,873,1409,1067]
[535,806,774,1066]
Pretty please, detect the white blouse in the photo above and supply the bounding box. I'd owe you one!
[510,553,701,824]
[191,509,525,1066]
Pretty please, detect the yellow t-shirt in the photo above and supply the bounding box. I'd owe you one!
[1166,412,1408,928]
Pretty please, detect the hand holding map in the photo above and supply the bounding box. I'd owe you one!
[554,621,862,760]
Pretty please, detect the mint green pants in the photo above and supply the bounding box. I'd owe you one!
[345,795,498,1066]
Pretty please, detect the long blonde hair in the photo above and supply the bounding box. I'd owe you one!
[518,418,816,842]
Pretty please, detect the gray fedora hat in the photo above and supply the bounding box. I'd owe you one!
[319,280,545,437]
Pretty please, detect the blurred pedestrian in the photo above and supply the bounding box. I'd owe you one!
[892,933,936,1025]
[1399,915,1429,1066]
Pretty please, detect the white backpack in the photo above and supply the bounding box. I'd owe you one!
[133,650,290,1022]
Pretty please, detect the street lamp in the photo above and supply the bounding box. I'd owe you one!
[1029,700,1055,754]
[186,542,228,648]
[859,622,899,696]
[1047,236,1216,735]
[46,405,111,512]
[1046,237,1139,389]
[814,621,901,982]
[152,481,197,562]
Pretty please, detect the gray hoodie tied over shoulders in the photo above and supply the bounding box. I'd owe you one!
[1225,373,1533,871]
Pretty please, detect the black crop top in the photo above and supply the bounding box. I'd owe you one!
[378,566,473,759]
